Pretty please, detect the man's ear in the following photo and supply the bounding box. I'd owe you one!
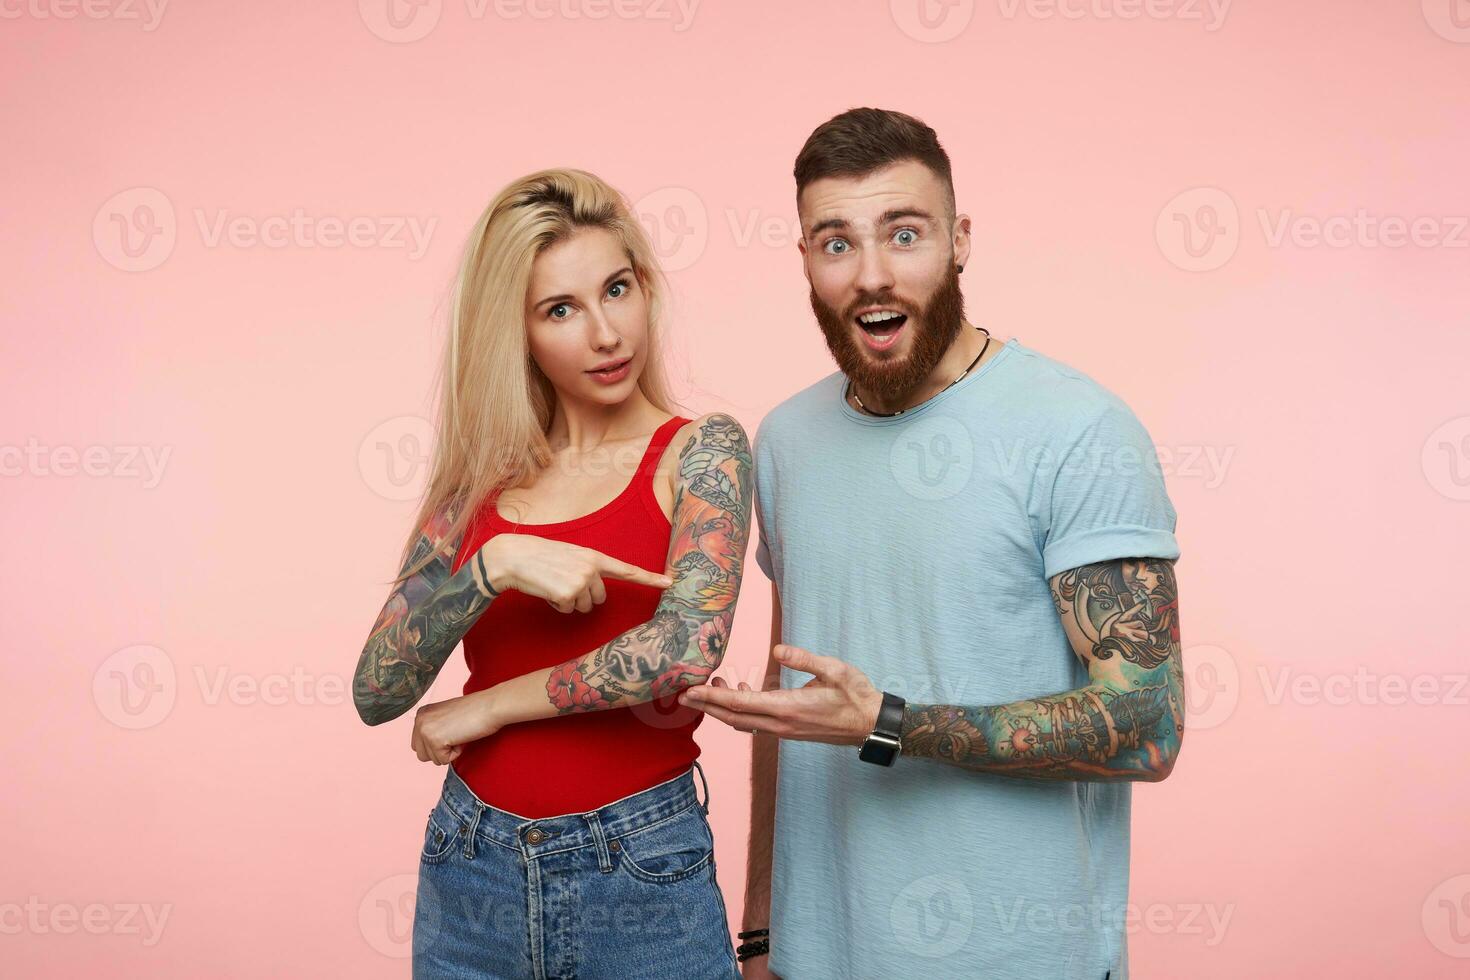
[796,234,813,284]
[952,212,973,272]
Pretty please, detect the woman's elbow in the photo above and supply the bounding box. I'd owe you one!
[353,681,406,727]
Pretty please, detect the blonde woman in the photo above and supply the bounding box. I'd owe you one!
[352,170,751,979]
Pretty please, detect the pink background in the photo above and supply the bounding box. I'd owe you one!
[4,1,1469,976]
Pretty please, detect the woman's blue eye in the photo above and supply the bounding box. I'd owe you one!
[607,280,628,298]
[894,228,918,246]
[549,304,571,319]
[824,239,850,255]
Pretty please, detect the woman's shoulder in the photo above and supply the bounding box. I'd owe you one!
[667,412,752,459]
[652,412,752,489]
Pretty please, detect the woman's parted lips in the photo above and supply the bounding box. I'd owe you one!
[587,356,632,373]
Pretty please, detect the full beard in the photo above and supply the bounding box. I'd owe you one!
[811,263,967,405]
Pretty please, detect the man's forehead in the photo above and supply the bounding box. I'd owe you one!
[797,161,945,226]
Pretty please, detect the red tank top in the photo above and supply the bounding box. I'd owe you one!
[448,415,703,818]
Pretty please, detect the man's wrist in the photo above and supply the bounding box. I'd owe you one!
[736,927,770,963]
[740,897,770,936]
[853,688,885,745]
[740,896,770,933]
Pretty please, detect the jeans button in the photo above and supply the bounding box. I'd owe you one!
[524,827,546,844]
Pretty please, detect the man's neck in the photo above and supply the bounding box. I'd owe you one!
[848,321,998,416]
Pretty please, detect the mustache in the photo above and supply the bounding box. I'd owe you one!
[846,294,917,318]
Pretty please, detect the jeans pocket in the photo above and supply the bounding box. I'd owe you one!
[614,805,715,884]
[420,807,461,865]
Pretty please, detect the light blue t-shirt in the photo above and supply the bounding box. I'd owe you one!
[753,336,1180,980]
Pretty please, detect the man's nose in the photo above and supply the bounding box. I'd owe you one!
[853,245,895,297]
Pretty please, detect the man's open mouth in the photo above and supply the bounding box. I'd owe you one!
[854,309,909,349]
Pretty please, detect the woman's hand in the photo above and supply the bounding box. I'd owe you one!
[410,691,500,765]
[481,533,673,613]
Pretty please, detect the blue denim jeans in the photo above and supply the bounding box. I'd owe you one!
[412,759,740,979]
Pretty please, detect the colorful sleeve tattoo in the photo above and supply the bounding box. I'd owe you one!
[352,503,499,726]
[901,558,1184,782]
[545,414,754,714]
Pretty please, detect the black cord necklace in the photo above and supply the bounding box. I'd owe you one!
[847,325,992,418]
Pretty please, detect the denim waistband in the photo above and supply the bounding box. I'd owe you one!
[437,760,711,860]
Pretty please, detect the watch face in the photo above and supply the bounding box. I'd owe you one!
[859,734,900,766]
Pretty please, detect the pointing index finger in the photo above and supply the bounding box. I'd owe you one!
[597,555,674,589]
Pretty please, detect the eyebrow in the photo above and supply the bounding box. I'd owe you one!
[533,266,634,310]
[807,208,936,237]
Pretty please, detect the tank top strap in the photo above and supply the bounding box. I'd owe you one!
[634,415,693,479]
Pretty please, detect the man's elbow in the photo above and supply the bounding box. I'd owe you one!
[1143,739,1180,782]
[1139,675,1185,781]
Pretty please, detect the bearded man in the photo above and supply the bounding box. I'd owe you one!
[681,107,1185,980]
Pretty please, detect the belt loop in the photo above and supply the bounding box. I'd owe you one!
[463,802,483,860]
[691,759,710,814]
[584,812,614,873]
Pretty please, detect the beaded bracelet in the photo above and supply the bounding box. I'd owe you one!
[736,928,769,962]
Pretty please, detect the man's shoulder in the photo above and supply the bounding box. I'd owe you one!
[754,370,845,450]
[996,338,1147,433]
[1003,339,1124,405]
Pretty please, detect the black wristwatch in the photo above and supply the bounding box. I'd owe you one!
[858,692,906,766]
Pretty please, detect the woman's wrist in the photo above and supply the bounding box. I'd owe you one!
[475,538,509,597]
[472,685,507,733]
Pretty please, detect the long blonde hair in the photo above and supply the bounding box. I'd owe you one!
[394,169,683,583]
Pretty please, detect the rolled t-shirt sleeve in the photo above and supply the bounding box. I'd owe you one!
[751,424,777,581]
[752,477,775,580]
[1040,397,1181,580]
[755,522,774,580]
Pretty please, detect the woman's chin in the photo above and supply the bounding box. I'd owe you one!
[579,374,639,402]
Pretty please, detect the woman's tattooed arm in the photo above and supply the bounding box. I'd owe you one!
[353,503,499,726]
[901,558,1184,782]
[543,413,753,714]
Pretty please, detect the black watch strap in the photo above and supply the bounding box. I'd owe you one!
[874,691,904,737]
[858,692,906,766]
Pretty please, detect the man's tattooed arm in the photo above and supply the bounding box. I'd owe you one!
[539,413,753,716]
[901,558,1184,782]
[352,503,499,726]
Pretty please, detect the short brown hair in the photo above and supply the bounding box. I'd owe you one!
[793,107,955,214]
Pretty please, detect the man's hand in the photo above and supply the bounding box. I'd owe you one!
[741,957,782,979]
[678,644,883,746]
[410,690,501,765]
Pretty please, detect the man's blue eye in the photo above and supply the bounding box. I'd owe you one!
[894,228,918,245]
[824,239,850,255]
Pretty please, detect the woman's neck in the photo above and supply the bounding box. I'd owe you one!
[545,388,668,453]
